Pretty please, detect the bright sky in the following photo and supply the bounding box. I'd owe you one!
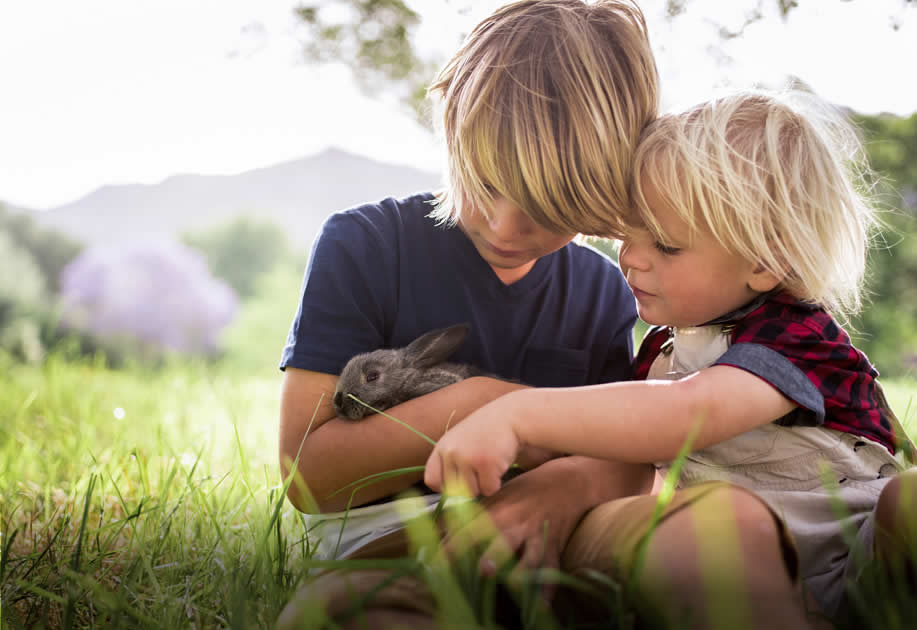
[1,0,914,209]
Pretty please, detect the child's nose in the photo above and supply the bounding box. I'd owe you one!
[619,239,651,272]
[488,198,533,240]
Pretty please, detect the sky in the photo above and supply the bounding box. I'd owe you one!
[1,0,915,210]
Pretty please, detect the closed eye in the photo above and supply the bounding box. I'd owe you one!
[654,242,682,256]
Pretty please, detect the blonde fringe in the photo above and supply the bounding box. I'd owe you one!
[427,0,659,238]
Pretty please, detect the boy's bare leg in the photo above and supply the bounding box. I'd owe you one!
[645,486,811,629]
[563,483,813,630]
[875,467,917,581]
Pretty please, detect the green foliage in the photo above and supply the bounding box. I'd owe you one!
[851,113,917,377]
[0,230,48,362]
[2,339,915,626]
[295,0,445,127]
[0,204,82,292]
[0,352,301,628]
[0,204,84,363]
[220,262,305,372]
[0,230,46,307]
[183,217,290,300]
[2,272,916,627]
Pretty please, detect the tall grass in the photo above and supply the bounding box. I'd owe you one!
[2,264,917,628]
[1,266,307,628]
[0,351,307,628]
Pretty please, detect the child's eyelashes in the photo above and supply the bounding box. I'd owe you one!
[653,242,682,256]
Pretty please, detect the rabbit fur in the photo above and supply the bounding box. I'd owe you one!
[333,324,481,420]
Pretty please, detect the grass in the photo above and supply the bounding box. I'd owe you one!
[1,352,301,628]
[2,266,917,628]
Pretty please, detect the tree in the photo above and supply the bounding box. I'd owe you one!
[59,240,238,358]
[183,217,290,300]
[0,230,48,362]
[0,204,83,292]
[296,0,439,127]
[851,113,917,376]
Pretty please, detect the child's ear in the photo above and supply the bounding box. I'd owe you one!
[747,265,781,293]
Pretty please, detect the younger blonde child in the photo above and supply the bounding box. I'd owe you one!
[425,89,917,626]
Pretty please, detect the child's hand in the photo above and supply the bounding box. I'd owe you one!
[424,400,522,497]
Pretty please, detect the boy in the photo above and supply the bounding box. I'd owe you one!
[277,0,660,626]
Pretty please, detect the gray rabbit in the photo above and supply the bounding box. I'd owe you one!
[333,324,480,420]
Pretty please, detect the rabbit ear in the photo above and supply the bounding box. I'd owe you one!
[403,324,470,369]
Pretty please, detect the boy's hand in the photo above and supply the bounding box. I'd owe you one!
[424,398,522,497]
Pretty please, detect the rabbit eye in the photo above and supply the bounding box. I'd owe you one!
[365,369,380,383]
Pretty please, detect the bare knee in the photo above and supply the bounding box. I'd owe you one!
[638,486,805,630]
[677,486,790,574]
[877,469,917,531]
[876,469,917,569]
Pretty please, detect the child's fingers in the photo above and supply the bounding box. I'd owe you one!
[430,447,504,498]
[437,459,478,497]
[458,462,481,497]
[478,465,502,497]
[423,451,443,491]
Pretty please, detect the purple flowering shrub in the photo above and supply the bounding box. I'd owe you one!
[59,240,238,356]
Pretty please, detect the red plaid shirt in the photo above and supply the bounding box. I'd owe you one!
[633,291,898,454]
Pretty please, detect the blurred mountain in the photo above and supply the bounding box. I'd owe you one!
[32,148,442,248]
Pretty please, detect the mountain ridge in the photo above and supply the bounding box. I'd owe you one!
[30,147,442,248]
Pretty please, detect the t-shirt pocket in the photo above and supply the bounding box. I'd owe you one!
[522,347,589,387]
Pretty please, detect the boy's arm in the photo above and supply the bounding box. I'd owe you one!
[519,365,797,459]
[425,365,797,496]
[279,369,528,512]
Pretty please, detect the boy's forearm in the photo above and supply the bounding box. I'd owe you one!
[297,376,527,512]
[505,380,698,464]
[510,367,793,464]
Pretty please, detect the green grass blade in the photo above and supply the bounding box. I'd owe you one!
[347,395,437,446]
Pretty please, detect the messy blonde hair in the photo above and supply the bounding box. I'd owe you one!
[428,0,659,237]
[631,90,878,316]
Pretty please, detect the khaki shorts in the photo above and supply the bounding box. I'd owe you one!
[657,423,908,616]
[277,482,797,628]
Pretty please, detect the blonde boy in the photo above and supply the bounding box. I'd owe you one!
[426,90,917,627]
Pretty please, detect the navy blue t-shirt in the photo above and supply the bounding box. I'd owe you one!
[280,193,636,386]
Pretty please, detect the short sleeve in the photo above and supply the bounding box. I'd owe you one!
[279,208,398,374]
[715,314,875,428]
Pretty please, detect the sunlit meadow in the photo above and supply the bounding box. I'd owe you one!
[2,263,916,629]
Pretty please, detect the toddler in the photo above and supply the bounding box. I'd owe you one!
[426,89,917,625]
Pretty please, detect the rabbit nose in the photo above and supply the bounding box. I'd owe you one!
[333,392,344,409]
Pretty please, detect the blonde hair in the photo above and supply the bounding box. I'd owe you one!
[631,89,878,316]
[427,0,659,237]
